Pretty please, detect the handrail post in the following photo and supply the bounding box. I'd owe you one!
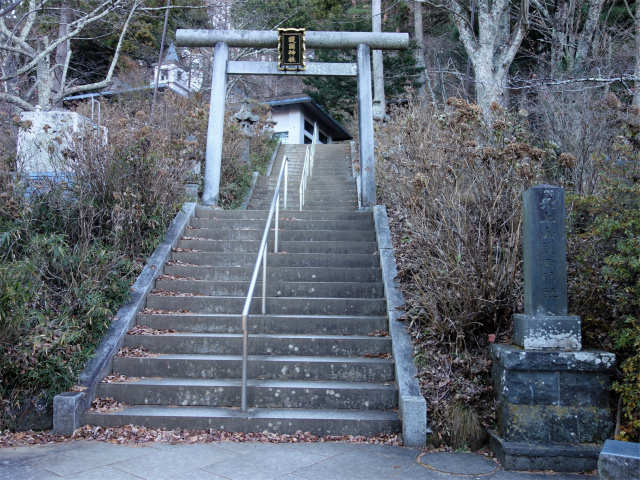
[262,243,267,315]
[284,160,288,210]
[275,192,280,253]
[241,312,248,411]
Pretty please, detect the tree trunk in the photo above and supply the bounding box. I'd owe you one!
[550,0,569,74]
[37,35,52,109]
[633,4,640,106]
[574,0,606,69]
[414,0,426,99]
[473,56,508,115]
[52,5,72,101]
[447,0,527,119]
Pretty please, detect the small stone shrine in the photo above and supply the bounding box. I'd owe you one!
[489,185,616,472]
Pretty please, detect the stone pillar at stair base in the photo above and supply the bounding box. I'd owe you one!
[490,185,615,472]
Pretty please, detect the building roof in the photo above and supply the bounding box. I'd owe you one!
[62,84,181,103]
[265,96,352,141]
[164,43,179,63]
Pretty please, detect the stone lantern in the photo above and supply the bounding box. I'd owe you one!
[234,98,258,164]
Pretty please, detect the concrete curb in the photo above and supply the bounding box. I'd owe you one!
[52,202,197,435]
[240,172,259,210]
[265,139,282,177]
[373,205,427,447]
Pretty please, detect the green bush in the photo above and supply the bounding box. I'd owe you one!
[567,153,640,442]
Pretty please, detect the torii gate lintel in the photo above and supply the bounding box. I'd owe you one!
[176,29,409,208]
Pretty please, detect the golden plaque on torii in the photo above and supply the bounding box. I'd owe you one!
[278,28,305,71]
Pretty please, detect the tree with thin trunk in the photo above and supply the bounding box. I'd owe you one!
[529,0,608,75]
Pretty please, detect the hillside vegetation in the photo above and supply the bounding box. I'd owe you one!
[0,93,275,429]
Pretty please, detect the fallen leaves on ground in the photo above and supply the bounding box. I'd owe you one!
[87,397,128,413]
[127,325,176,335]
[180,236,206,241]
[165,260,198,266]
[0,426,403,448]
[367,330,389,337]
[157,274,196,281]
[115,347,156,358]
[101,374,139,383]
[139,308,191,315]
[171,248,201,253]
[363,353,392,359]
[149,290,196,297]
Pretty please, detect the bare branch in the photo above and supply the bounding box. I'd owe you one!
[0,0,24,18]
[54,0,141,102]
[0,92,35,110]
[0,0,130,82]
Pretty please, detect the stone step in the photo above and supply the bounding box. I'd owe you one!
[194,209,371,221]
[111,354,395,382]
[251,187,357,196]
[82,406,401,436]
[170,252,381,268]
[259,176,355,183]
[97,378,397,410]
[290,207,359,212]
[136,313,387,335]
[163,265,381,282]
[122,333,391,357]
[153,279,384,298]
[175,239,379,254]
[145,295,387,316]
[181,229,375,242]
[188,218,373,231]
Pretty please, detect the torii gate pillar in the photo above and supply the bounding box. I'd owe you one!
[176,29,409,207]
[203,42,229,206]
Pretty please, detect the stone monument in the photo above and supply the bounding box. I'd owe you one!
[489,185,616,472]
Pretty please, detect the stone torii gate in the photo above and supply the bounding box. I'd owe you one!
[176,29,409,207]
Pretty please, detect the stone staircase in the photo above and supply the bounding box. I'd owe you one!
[249,144,359,211]
[83,143,401,436]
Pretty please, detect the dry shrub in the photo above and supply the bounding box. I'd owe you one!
[73,91,275,208]
[525,88,625,195]
[378,98,536,348]
[446,401,486,450]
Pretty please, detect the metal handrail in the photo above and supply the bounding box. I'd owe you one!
[299,123,317,210]
[240,154,288,411]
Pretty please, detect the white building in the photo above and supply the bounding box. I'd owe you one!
[151,44,204,96]
[265,96,351,144]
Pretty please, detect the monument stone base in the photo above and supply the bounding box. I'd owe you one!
[488,430,602,472]
[513,313,582,350]
[490,344,616,472]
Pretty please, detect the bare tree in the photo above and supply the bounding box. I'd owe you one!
[430,0,529,117]
[0,0,142,111]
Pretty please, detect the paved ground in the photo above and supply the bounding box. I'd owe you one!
[0,440,597,480]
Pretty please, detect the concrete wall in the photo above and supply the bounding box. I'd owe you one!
[17,111,107,173]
